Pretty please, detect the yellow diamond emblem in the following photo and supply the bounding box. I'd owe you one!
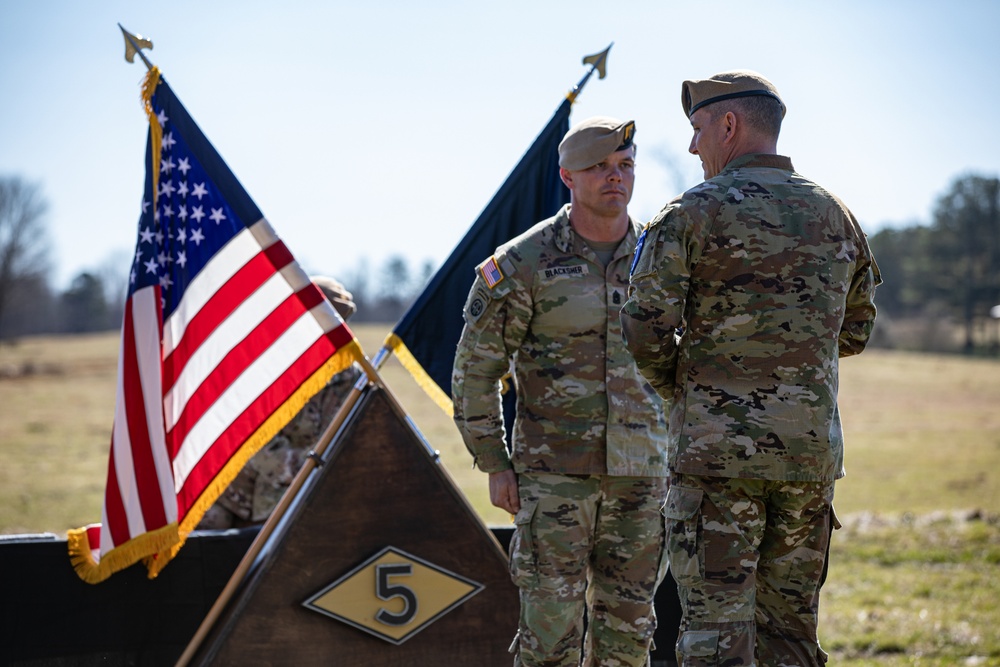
[302,546,485,644]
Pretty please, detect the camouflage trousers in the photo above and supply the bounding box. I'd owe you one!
[664,474,836,666]
[509,472,669,667]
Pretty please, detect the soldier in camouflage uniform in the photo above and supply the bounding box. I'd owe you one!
[198,276,361,529]
[453,117,670,667]
[620,71,881,666]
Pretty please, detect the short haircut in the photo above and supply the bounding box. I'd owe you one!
[707,95,783,138]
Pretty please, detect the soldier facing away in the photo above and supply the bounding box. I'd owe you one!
[621,71,881,665]
[452,116,670,666]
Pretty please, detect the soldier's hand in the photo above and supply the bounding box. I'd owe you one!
[488,469,520,514]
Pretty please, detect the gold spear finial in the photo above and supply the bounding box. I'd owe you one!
[119,24,154,70]
[567,43,613,104]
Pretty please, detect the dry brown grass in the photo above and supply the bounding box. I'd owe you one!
[0,326,510,534]
[4,327,1000,663]
[2,329,999,533]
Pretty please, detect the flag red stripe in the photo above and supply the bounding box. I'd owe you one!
[176,331,346,513]
[104,432,130,548]
[166,285,325,458]
[120,294,169,532]
[163,241,294,391]
[326,317,355,349]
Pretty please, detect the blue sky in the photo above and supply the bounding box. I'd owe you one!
[2,0,998,290]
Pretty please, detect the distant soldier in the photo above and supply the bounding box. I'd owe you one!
[453,117,669,666]
[621,71,881,665]
[198,276,361,529]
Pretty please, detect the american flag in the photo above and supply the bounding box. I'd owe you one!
[68,67,362,583]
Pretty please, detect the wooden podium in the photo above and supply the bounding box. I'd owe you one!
[186,384,519,665]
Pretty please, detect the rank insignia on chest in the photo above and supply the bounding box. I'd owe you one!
[480,257,504,288]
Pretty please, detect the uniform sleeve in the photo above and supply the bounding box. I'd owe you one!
[839,227,882,358]
[452,257,531,472]
[620,206,694,400]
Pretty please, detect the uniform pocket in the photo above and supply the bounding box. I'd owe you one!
[663,484,704,587]
[677,629,719,660]
[508,499,539,589]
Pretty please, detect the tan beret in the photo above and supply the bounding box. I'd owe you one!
[311,275,357,321]
[558,116,636,171]
[681,70,785,118]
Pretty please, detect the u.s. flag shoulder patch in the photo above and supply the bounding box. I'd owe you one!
[480,256,504,288]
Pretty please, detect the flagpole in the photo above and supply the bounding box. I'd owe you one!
[175,355,382,667]
[372,42,613,385]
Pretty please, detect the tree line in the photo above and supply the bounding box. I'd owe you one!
[0,176,437,339]
[3,173,1000,355]
[867,174,1000,355]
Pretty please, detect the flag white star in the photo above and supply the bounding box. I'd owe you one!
[177,181,189,197]
[177,157,191,175]
[154,230,164,244]
[142,199,150,213]
[178,205,188,222]
[154,208,160,222]
[160,179,176,197]
[192,183,208,199]
[161,157,176,175]
[140,227,155,244]
[191,205,205,223]
[156,109,168,127]
[190,228,205,245]
[176,227,187,243]
[159,274,174,290]
[130,267,136,284]
[157,250,168,265]
[144,258,159,274]
[163,132,176,150]
[176,250,187,268]
[209,207,226,224]
[162,204,173,219]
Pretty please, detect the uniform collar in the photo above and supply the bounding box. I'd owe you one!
[722,153,794,173]
[552,203,639,259]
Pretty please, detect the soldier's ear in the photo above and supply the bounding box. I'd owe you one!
[559,167,574,190]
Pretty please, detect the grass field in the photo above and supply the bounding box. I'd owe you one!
[2,326,999,664]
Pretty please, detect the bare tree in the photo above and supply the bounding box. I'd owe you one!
[0,177,52,339]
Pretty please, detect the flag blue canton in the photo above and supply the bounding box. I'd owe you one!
[130,82,261,320]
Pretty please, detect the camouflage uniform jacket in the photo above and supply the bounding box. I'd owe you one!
[453,204,669,477]
[621,154,880,482]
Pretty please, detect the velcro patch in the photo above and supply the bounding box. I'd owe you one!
[480,257,504,288]
[537,264,589,281]
[465,286,491,324]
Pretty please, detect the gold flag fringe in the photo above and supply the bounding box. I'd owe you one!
[385,333,453,416]
[140,66,163,213]
[147,339,364,578]
[68,338,364,584]
[68,522,179,585]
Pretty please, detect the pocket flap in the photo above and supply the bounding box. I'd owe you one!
[677,630,718,658]
[513,499,537,526]
[663,485,703,521]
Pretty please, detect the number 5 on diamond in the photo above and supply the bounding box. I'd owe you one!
[375,563,418,626]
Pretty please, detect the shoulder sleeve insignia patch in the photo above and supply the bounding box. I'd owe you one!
[465,285,491,324]
[480,256,504,288]
[630,226,649,278]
